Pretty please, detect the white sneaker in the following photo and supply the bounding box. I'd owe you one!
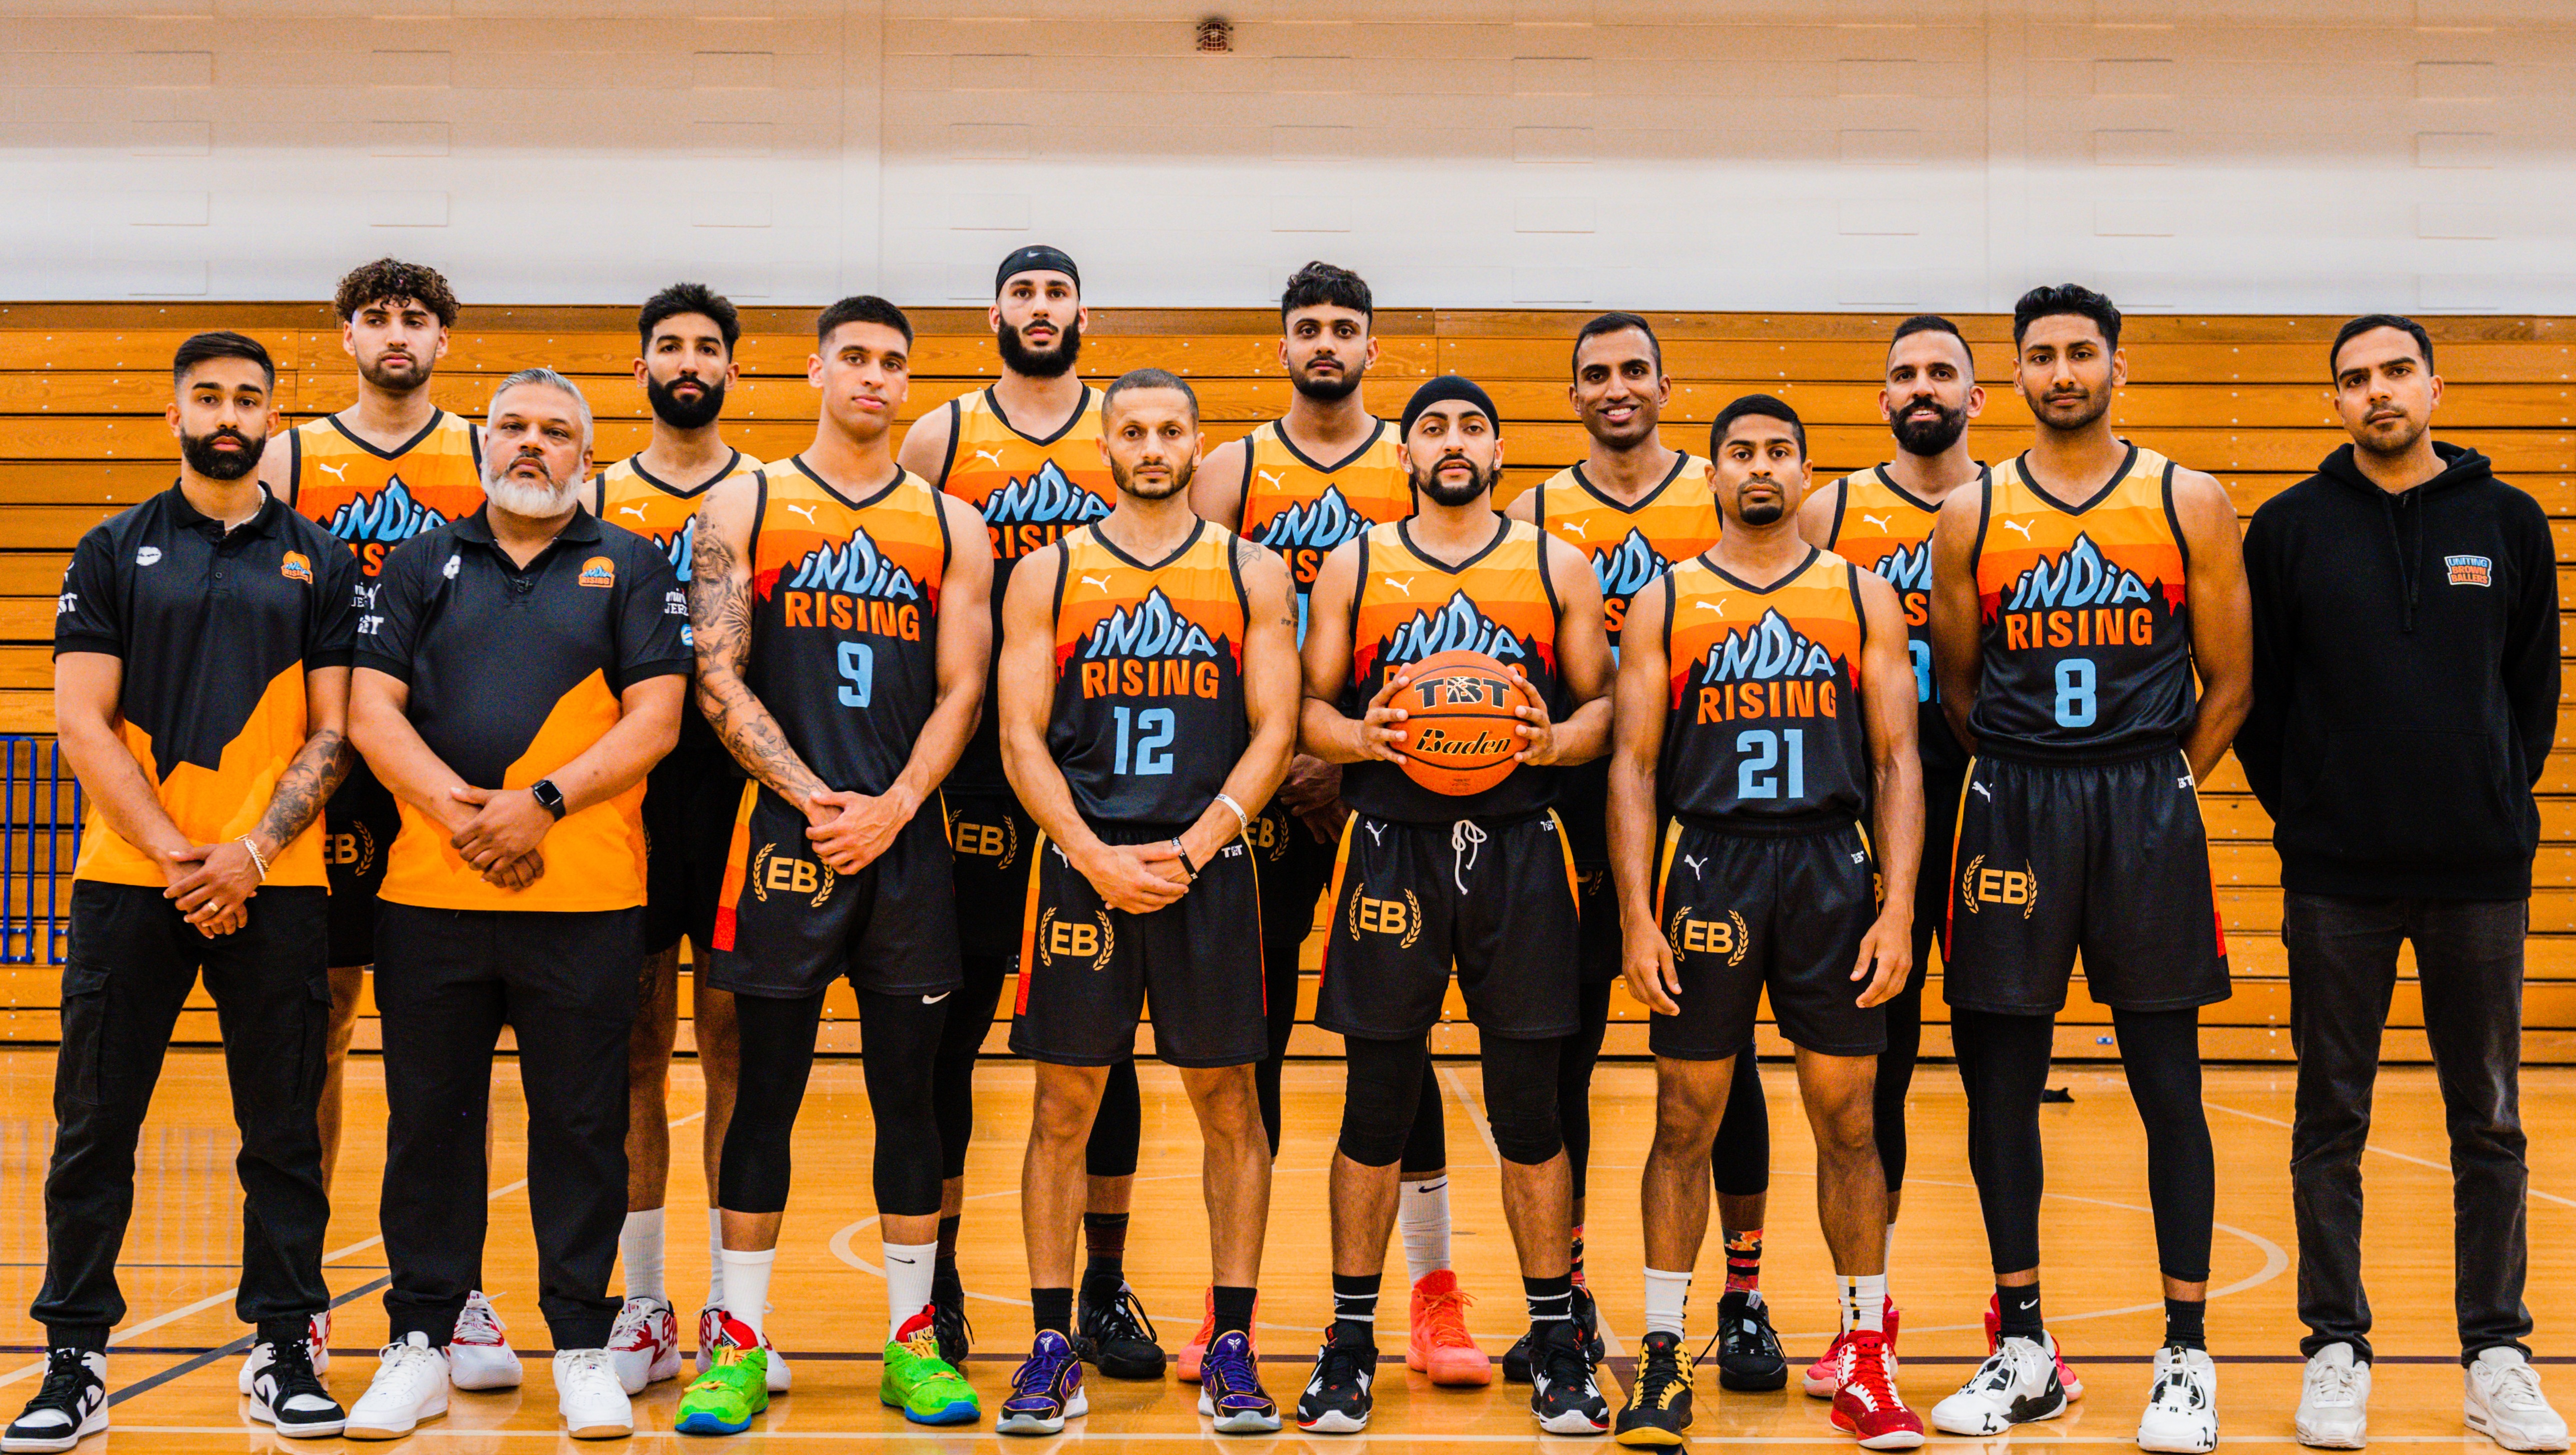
[2138,1345,2219,1454]
[605,1297,680,1395]
[2,1350,106,1454]
[239,1311,331,1394]
[2298,1344,2370,1449]
[696,1304,790,1393]
[344,1334,450,1441]
[449,1293,523,1391]
[1931,1333,2068,1436]
[2468,1348,2571,1452]
[553,1349,633,1441]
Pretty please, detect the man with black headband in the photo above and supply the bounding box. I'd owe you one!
[1295,375,1616,1435]
[896,246,1164,1381]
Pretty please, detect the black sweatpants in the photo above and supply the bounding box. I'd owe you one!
[34,882,332,1350]
[375,904,641,1351]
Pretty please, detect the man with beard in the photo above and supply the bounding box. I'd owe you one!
[1295,376,1615,1436]
[1187,263,1471,1389]
[1924,285,2251,1453]
[1502,312,1721,1386]
[7,333,358,1453]
[588,283,766,1397]
[2241,316,2565,1451]
[895,246,1159,1380]
[341,368,687,1443]
[991,369,1297,1437]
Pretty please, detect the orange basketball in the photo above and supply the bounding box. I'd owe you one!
[1391,649,1530,797]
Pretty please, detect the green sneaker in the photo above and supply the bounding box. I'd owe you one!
[674,1314,769,1435]
[882,1311,980,1426]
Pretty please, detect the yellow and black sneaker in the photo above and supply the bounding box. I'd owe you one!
[1617,1330,1696,1448]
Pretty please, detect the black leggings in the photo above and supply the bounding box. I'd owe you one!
[1952,1004,2212,1281]
[1559,976,1616,1201]
[933,951,1146,1182]
[1341,1034,1562,1168]
[720,985,947,1218]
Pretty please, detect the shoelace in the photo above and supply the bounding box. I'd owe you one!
[1204,1341,1261,1399]
[1312,1341,1371,1393]
[455,1300,506,1346]
[266,1340,327,1399]
[2489,1361,2550,1411]
[1633,1344,1690,1410]
[560,1349,618,1392]
[30,1349,88,1412]
[1450,820,1486,893]
[934,1302,974,1351]
[1418,1286,1480,1348]
[2311,1362,2363,1405]
[1011,1346,1073,1399]
[1972,1344,2024,1393]
[1089,1287,1159,1346]
[1537,1333,1595,1397]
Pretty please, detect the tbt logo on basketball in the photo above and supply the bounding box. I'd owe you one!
[1391,649,1530,797]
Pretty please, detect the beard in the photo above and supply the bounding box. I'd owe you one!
[1291,361,1362,403]
[1411,456,1499,508]
[356,350,430,393]
[1111,455,1194,501]
[646,373,726,430]
[2027,384,2113,433]
[1890,396,1970,456]
[483,456,580,517]
[179,425,265,481]
[997,316,1081,379]
[2355,412,2430,459]
[1739,498,1787,526]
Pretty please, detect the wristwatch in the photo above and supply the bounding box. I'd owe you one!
[529,779,567,819]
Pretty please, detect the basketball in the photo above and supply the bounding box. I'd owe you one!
[1391,649,1530,797]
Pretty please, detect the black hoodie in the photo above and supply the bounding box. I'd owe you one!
[2239,441,2558,899]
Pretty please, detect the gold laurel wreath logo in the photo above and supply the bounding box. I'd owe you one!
[1089,911,1115,972]
[1399,890,1422,950]
[350,821,375,878]
[1958,853,1984,916]
[752,843,775,903]
[1727,910,1749,968]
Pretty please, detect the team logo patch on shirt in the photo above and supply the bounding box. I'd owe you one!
[135,546,162,567]
[280,551,313,584]
[2447,554,2493,587]
[578,556,617,588]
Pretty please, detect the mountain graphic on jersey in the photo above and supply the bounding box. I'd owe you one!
[982,460,1110,529]
[1991,531,2182,617]
[1255,484,1371,552]
[1862,539,1932,595]
[767,525,923,603]
[1365,589,1545,675]
[1699,609,1843,685]
[1589,528,1671,600]
[1064,587,1228,667]
[653,516,695,585]
[327,476,449,544]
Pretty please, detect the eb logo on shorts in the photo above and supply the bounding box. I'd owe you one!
[1346,883,1422,948]
[949,814,1019,868]
[1666,905,1749,966]
[327,823,376,874]
[1958,854,2039,918]
[752,843,836,906]
[1037,907,1115,971]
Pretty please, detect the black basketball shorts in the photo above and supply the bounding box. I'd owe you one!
[1651,817,1886,1059]
[322,766,398,968]
[943,790,1039,964]
[641,759,744,959]
[705,782,962,1000]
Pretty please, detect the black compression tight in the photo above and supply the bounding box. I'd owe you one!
[1340,1034,1562,1168]
[1711,1051,1772,1198]
[1952,1004,2213,1281]
[719,985,947,1218]
[931,952,1145,1182]
[1559,976,1615,1201]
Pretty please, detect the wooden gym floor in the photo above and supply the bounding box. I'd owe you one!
[0,1049,2568,1452]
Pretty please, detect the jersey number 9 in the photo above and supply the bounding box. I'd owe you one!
[838,641,874,708]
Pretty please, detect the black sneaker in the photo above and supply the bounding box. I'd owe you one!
[1615,1329,1696,1448]
[1076,1281,1166,1380]
[1502,1328,1536,1384]
[246,1337,346,1439]
[1503,1287,1603,1384]
[3,1349,106,1454]
[931,1297,973,1369]
[1294,1331,1375,1434]
[1530,1319,1611,1435]
[1717,1288,1789,1392]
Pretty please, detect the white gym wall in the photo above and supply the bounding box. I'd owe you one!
[0,0,2568,312]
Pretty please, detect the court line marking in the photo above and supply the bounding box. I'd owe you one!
[2203,1098,2576,1211]
[85,1427,2547,1445]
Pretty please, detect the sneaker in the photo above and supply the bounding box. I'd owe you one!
[2138,1344,2219,1454]
[1614,1329,1695,1448]
[881,1310,980,1426]
[449,1292,522,1391]
[2468,1348,2570,1452]
[996,1330,1087,1437]
[1987,1294,2084,1401]
[1719,1289,1791,1392]
[1531,1318,1611,1435]
[1408,1271,1493,1388]
[1077,1280,1166,1381]
[931,1295,973,1370]
[694,1305,790,1393]
[1178,1288,1216,1383]
[2297,1344,2370,1450]
[1831,1331,1926,1450]
[607,1296,681,1396]
[1806,1298,1902,1397]
[1505,1284,1605,1384]
[2,1349,106,1454]
[344,1334,450,1441]
[1931,1333,2068,1436]
[1197,1330,1281,1435]
[1294,1330,1375,1435]
[246,1337,348,1439]
[554,1349,634,1441]
[239,1312,331,1394]
[673,1315,768,1436]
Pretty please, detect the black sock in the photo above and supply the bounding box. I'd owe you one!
[2163,1298,2206,1352]
[1997,1282,2043,1342]
[934,1215,962,1292]
[1213,1286,1258,1339]
[1525,1273,1574,1335]
[1081,1212,1129,1293]
[1031,1287,1074,1337]
[1332,1273,1382,1351]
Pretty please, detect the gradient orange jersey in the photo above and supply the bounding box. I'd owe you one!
[1823,463,1979,774]
[1048,521,1249,824]
[1234,418,1412,636]
[1658,548,1873,824]
[1526,453,1719,649]
[1967,444,2195,755]
[288,409,484,578]
[593,447,764,589]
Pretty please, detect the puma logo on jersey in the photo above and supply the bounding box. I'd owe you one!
[2000,518,2033,539]
[316,460,348,480]
[1080,574,1113,593]
[1382,576,1413,596]
[1971,781,1992,800]
[617,503,648,520]
[1863,512,1892,530]
[972,448,1007,468]
[1693,599,1727,615]
[1682,853,1706,879]
[1558,519,1587,538]
[1256,468,1287,487]
[786,503,818,524]
[1364,821,1385,846]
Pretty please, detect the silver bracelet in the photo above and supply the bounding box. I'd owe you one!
[1213,792,1252,840]
[235,835,270,883]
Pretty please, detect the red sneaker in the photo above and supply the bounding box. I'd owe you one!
[1178,1288,1214,1384]
[1984,1295,2083,1400]
[1805,1298,1901,1397]
[1829,1332,1925,1450]
[1407,1271,1492,1387]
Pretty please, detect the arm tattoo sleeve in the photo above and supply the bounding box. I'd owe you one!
[253,728,353,854]
[689,520,830,806]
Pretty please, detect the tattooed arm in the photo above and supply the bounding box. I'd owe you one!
[689,470,831,810]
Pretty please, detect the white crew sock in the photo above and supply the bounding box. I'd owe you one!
[721,1248,776,1340]
[1883,1226,1896,1306]
[1644,1268,1692,1339]
[1400,1176,1451,1281]
[1840,1273,1887,1335]
[706,1209,726,1307]
[619,1208,666,1303]
[884,1240,939,1341]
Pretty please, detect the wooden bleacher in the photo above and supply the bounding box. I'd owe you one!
[1,302,2571,1062]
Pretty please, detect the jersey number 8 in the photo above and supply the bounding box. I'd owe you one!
[2053,658,2096,729]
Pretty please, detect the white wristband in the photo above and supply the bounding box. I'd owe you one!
[1213,792,1252,840]
[235,836,270,883]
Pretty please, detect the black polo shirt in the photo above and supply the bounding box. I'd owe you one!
[356,504,690,912]
[55,482,361,888]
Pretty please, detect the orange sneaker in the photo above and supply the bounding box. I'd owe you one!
[1407,1271,1493,1387]
[1177,1288,1214,1384]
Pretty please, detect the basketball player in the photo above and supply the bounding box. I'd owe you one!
[1189,263,1478,1388]
[589,283,764,1396]
[1605,394,1926,1451]
[1924,285,2251,1453]
[8,333,355,1454]
[1296,375,1616,1435]
[897,246,1162,1378]
[259,259,520,1385]
[991,369,1297,1437]
[673,296,990,1434]
[1503,311,1721,1385]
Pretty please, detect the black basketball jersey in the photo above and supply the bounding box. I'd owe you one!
[1658,549,1875,826]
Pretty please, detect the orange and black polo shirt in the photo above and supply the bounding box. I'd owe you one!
[355,506,691,912]
[54,483,362,888]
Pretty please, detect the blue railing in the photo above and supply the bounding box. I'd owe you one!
[1,737,78,965]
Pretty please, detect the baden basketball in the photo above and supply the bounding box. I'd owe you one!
[1393,649,1530,797]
